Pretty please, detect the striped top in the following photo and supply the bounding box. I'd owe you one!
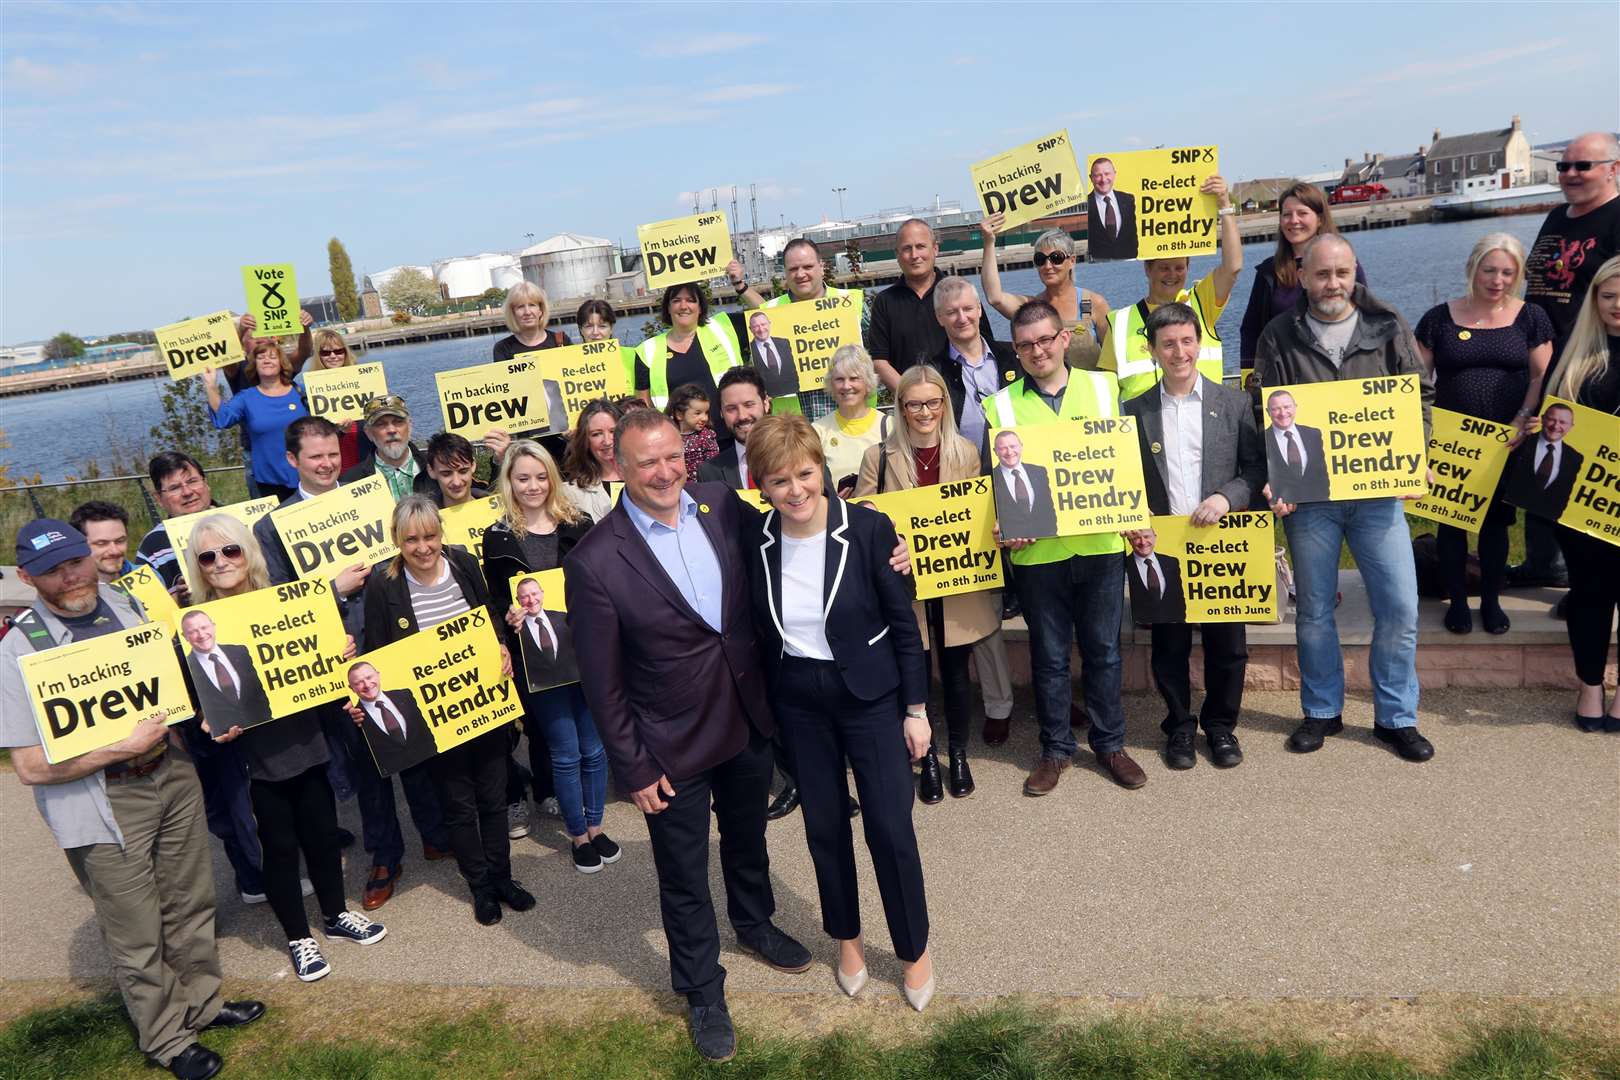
[405,558,472,629]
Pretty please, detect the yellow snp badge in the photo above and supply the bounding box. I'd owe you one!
[699,504,711,513]
[1004,370,1017,381]
[1150,441,1163,455]
[397,617,410,628]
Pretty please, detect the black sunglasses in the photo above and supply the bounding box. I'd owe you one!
[1556,159,1614,173]
[1032,251,1070,267]
[196,544,244,567]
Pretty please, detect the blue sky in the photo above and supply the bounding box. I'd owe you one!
[3,1,1616,343]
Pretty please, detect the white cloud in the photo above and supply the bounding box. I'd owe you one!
[693,83,795,104]
[642,32,768,57]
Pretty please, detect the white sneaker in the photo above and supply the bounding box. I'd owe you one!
[240,890,268,905]
[538,796,561,817]
[289,937,330,982]
[507,802,531,839]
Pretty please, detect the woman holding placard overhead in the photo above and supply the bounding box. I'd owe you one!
[814,345,890,498]
[855,365,997,803]
[360,495,532,924]
[1238,182,1366,363]
[187,515,386,983]
[980,212,1109,369]
[636,282,753,446]
[298,329,373,470]
[202,338,308,502]
[1544,256,1620,732]
[492,282,571,362]
[1414,233,1555,636]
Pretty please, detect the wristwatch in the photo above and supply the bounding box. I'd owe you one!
[905,709,927,720]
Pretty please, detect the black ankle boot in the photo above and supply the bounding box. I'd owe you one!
[917,748,944,804]
[947,748,974,798]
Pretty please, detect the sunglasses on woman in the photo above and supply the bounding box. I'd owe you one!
[1032,251,1070,267]
[319,347,347,358]
[196,544,245,567]
[1555,160,1614,173]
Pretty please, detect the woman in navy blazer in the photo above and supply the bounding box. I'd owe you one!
[737,414,937,1011]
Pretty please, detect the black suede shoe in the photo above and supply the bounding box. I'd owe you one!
[154,1044,221,1080]
[473,890,502,926]
[1164,730,1196,769]
[737,923,812,973]
[917,748,944,804]
[495,878,536,912]
[688,1002,736,1063]
[1288,715,1343,753]
[947,748,974,797]
[766,785,800,820]
[1372,725,1434,762]
[204,1000,264,1030]
[1208,731,1243,768]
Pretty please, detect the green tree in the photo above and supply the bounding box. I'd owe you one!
[44,332,86,360]
[328,237,359,321]
[149,375,238,467]
[479,286,508,305]
[381,268,441,316]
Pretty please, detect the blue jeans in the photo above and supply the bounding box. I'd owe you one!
[1282,498,1419,729]
[1014,553,1126,758]
[531,684,605,837]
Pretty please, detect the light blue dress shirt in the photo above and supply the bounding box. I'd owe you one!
[622,489,725,632]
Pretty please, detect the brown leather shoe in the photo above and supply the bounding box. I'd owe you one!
[362,865,398,911]
[1023,756,1069,796]
[982,715,1010,746]
[1070,701,1090,729]
[1098,750,1147,790]
[423,843,451,861]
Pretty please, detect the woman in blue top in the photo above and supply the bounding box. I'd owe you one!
[203,338,308,501]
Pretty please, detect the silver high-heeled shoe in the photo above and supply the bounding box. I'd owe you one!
[835,964,867,997]
[902,970,935,1012]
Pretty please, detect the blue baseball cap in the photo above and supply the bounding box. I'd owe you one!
[15,519,91,575]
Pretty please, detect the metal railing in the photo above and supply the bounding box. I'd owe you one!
[3,465,246,520]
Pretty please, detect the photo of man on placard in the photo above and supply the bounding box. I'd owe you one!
[746,311,799,399]
[1086,157,1138,262]
[513,577,579,693]
[181,609,273,731]
[991,429,1059,539]
[1505,402,1584,521]
[1264,390,1332,504]
[347,661,437,777]
[1126,530,1186,624]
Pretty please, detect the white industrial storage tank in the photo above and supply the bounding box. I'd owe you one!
[520,233,614,302]
[433,253,520,301]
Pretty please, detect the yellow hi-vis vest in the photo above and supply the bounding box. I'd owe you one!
[1098,284,1224,402]
[638,316,743,408]
[982,370,1126,565]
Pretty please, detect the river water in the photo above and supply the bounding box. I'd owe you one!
[3,216,1543,483]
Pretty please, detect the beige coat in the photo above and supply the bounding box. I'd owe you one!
[854,436,1002,649]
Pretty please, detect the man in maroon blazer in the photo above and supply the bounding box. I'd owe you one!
[563,409,811,1063]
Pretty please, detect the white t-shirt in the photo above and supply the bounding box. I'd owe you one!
[779,532,834,661]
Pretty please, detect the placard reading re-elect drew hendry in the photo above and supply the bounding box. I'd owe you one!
[854,479,1003,601]
[1127,513,1279,625]
[165,495,282,596]
[436,357,550,440]
[156,310,243,380]
[270,474,399,581]
[988,418,1150,538]
[738,292,864,399]
[1503,395,1620,547]
[638,211,734,290]
[302,362,387,424]
[1084,146,1219,261]
[970,129,1083,232]
[176,579,350,723]
[20,622,194,764]
[1261,375,1427,505]
[529,339,628,434]
[242,263,300,337]
[438,494,504,566]
[346,609,519,777]
[1409,408,1514,531]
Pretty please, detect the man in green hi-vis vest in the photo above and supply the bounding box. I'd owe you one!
[984,300,1147,797]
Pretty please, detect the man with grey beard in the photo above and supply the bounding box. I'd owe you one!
[1254,234,1438,765]
[339,395,435,499]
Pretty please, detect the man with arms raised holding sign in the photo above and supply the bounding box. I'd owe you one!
[0,520,263,1080]
[1124,304,1265,770]
[1255,234,1437,763]
[984,301,1144,794]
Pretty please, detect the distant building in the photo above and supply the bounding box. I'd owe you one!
[1231,177,1299,213]
[0,342,46,370]
[519,234,615,301]
[1425,116,1531,194]
[360,286,382,319]
[302,292,340,325]
[1337,147,1427,199]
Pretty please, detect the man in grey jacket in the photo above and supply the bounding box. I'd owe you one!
[1254,234,1437,764]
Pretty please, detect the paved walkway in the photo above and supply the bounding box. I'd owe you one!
[3,689,1615,1002]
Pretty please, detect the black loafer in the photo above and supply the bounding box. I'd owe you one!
[1208,731,1243,768]
[473,891,502,926]
[495,878,536,912]
[765,786,800,820]
[947,749,975,797]
[917,749,944,804]
[1164,730,1196,770]
[204,1000,264,1030]
[154,1044,221,1080]
[737,923,812,973]
[1288,716,1343,753]
[688,1002,736,1063]
[1574,713,1606,733]
[1372,724,1434,762]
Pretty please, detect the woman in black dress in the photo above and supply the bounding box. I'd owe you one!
[1415,233,1554,635]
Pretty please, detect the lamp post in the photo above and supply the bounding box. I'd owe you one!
[832,186,847,219]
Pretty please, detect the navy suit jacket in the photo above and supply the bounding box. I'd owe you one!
[360,688,438,776]
[187,642,273,731]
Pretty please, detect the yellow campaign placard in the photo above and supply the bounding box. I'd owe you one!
[270,474,399,582]
[638,211,733,290]
[113,564,179,628]
[1502,396,1620,547]
[1261,374,1427,504]
[20,622,194,764]
[505,567,578,693]
[176,579,349,724]
[156,310,243,380]
[302,362,387,423]
[1409,407,1514,531]
[439,494,504,565]
[971,129,1083,232]
[166,495,281,596]
[1084,146,1220,261]
[741,292,864,398]
[1129,513,1278,625]
[530,339,628,434]
[853,479,1003,600]
[346,609,520,777]
[735,487,772,510]
[242,263,301,337]
[436,356,550,440]
[988,418,1149,538]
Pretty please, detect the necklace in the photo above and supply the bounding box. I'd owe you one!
[1457,299,1508,340]
[914,444,941,471]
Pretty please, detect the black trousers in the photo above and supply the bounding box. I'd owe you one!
[1438,492,1517,604]
[924,599,972,752]
[643,725,775,1006]
[1149,622,1249,737]
[248,764,346,940]
[775,658,929,962]
[428,727,511,894]
[1560,525,1620,686]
